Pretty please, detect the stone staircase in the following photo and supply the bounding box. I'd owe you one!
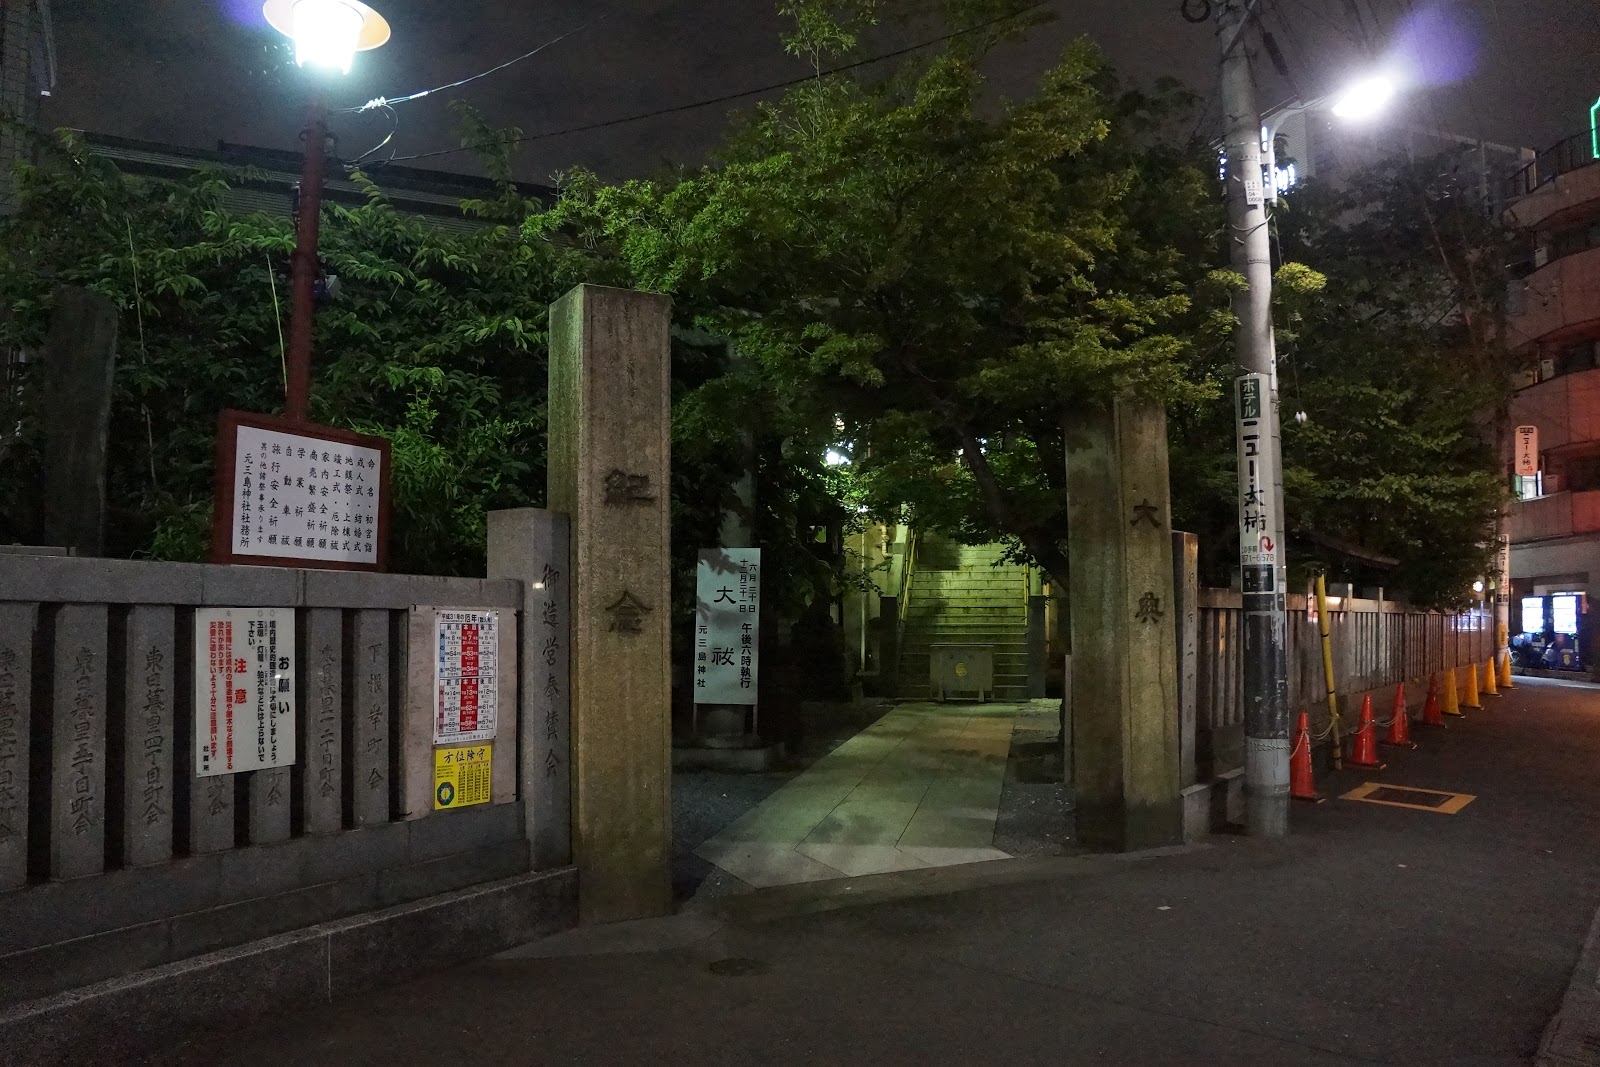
[897,540,1030,700]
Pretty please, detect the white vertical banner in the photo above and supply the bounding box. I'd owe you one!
[194,608,296,777]
[695,549,761,705]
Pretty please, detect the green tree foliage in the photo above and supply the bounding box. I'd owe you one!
[539,0,1232,583]
[0,132,573,573]
[1169,153,1516,607]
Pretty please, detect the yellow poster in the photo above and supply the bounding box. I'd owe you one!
[434,743,492,810]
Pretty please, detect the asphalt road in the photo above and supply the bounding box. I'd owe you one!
[158,677,1600,1066]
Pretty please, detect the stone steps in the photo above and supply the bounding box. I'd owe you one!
[897,540,1030,699]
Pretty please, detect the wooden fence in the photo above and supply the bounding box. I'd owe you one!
[1193,589,1492,780]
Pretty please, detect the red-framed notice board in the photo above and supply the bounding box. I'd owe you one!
[210,410,393,571]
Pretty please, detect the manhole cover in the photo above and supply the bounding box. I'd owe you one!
[708,958,767,977]
[1367,786,1452,807]
[1340,781,1476,814]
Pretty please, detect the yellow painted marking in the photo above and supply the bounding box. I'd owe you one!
[1340,781,1476,815]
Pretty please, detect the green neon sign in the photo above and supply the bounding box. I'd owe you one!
[1593,96,1600,160]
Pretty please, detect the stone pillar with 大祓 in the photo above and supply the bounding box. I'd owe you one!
[547,284,673,924]
[1064,400,1183,851]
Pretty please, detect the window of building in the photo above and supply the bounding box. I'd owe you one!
[1542,218,1600,266]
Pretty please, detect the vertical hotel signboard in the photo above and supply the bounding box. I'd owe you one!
[1236,373,1278,594]
[1515,424,1539,478]
[210,410,392,571]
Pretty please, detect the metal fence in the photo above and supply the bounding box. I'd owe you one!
[0,553,531,1008]
[1193,589,1492,779]
[1503,129,1598,201]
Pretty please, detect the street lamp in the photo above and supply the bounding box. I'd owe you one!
[263,0,390,74]
[1329,75,1396,121]
[1260,74,1399,200]
[261,0,390,423]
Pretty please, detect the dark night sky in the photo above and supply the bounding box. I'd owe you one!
[43,0,1600,184]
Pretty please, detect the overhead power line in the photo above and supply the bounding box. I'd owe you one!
[341,14,612,114]
[369,1,1048,167]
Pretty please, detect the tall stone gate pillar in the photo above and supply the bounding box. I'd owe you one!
[1065,401,1183,851]
[548,284,673,923]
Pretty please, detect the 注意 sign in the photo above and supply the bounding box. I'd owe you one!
[1515,425,1540,478]
[695,549,761,705]
[211,410,391,571]
[194,607,295,777]
[433,609,500,744]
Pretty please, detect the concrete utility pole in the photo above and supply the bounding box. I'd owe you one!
[1217,0,1290,836]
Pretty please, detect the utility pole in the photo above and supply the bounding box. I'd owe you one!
[1217,0,1290,836]
[285,89,329,425]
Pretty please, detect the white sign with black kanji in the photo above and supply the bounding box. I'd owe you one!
[232,425,382,566]
[695,549,761,706]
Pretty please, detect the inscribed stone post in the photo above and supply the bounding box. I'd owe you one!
[1065,401,1182,851]
[300,608,343,834]
[0,603,35,889]
[487,508,572,869]
[349,610,391,827]
[52,604,108,879]
[548,284,672,924]
[122,605,175,866]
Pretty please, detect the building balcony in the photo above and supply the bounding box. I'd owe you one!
[1505,132,1600,232]
[1509,489,1600,544]
[1507,245,1600,351]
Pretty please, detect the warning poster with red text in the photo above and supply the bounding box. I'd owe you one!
[193,607,296,777]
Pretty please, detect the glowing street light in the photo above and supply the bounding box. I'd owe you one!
[263,0,390,74]
[1329,74,1397,122]
[259,0,390,423]
[1260,74,1401,199]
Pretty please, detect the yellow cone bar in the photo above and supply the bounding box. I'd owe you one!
[1315,574,1343,769]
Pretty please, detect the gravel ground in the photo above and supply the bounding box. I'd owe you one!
[993,702,1073,857]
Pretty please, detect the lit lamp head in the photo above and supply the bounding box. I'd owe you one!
[263,0,390,75]
[1329,74,1397,122]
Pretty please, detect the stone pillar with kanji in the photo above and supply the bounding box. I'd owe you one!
[1064,400,1183,850]
[547,284,673,923]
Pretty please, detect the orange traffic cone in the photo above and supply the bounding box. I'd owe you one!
[1346,694,1387,770]
[1482,657,1499,697]
[1499,650,1516,690]
[1383,683,1418,749]
[1419,673,1445,728]
[1442,667,1464,717]
[1290,712,1323,803]
[1461,662,1482,710]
